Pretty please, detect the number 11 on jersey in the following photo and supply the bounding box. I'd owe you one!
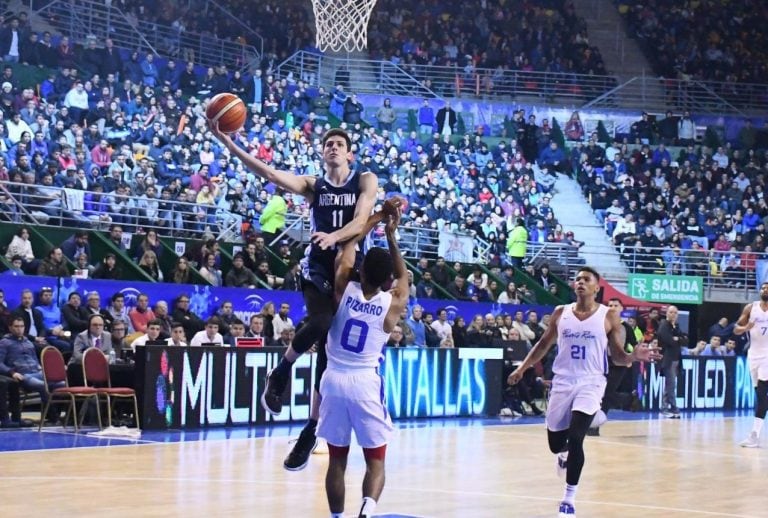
[332,209,344,228]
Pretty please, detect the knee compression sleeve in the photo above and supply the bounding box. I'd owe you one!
[547,429,569,454]
[756,380,768,419]
[328,444,350,459]
[314,338,327,392]
[363,445,387,461]
[565,411,594,486]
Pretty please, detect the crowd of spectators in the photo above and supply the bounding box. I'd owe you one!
[620,0,768,84]
[575,110,768,287]
[366,0,609,96]
[0,7,596,280]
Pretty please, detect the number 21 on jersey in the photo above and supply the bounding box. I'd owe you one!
[570,344,586,360]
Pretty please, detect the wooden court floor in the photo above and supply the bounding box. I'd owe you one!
[0,416,765,517]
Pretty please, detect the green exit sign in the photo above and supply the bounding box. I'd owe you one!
[627,274,703,305]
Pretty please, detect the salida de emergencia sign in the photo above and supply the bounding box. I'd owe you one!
[627,274,703,305]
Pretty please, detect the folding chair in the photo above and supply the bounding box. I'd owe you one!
[82,348,140,429]
[38,346,101,432]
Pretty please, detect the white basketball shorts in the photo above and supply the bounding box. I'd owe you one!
[748,355,768,385]
[546,375,606,432]
[317,368,393,449]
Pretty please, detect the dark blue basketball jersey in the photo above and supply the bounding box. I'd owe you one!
[300,170,372,295]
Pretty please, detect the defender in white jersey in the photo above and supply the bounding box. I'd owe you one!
[317,200,408,518]
[508,267,660,518]
[733,282,768,448]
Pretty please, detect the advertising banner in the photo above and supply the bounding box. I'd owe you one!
[139,346,504,430]
[641,356,754,411]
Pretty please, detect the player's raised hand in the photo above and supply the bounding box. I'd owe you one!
[207,118,231,144]
[382,196,405,216]
[385,209,401,237]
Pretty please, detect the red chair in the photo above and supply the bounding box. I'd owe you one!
[82,348,140,429]
[38,346,101,432]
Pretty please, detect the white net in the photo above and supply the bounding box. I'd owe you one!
[310,0,378,52]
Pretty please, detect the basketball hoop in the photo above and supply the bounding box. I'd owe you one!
[310,0,378,52]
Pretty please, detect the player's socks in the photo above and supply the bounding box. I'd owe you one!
[330,513,343,518]
[358,496,377,517]
[752,417,764,437]
[556,451,568,479]
[563,483,578,505]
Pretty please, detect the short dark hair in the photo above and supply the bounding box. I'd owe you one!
[361,246,393,288]
[206,317,221,327]
[148,319,163,328]
[322,128,352,150]
[231,319,245,327]
[578,266,601,282]
[171,321,184,330]
[111,292,124,302]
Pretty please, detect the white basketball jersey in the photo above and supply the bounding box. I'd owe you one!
[553,304,610,378]
[327,282,393,371]
[748,302,768,360]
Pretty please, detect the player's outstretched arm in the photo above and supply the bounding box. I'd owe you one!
[383,210,408,334]
[208,119,315,199]
[508,306,564,385]
[733,303,755,335]
[333,235,358,307]
[333,208,394,305]
[312,172,378,250]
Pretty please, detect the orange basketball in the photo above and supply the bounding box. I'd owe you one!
[206,92,246,134]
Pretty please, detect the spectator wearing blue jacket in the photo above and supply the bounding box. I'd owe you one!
[407,305,427,347]
[652,143,671,165]
[140,53,159,87]
[60,231,91,262]
[0,316,65,404]
[539,141,566,173]
[418,99,434,135]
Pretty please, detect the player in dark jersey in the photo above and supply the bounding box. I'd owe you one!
[210,122,377,470]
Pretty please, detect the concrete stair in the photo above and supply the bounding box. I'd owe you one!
[6,0,58,37]
[550,173,629,280]
[572,0,656,84]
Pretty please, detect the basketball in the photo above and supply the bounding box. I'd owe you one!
[383,196,407,217]
[206,93,246,134]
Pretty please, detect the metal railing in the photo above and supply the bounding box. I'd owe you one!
[276,51,436,97]
[0,178,495,263]
[201,0,264,58]
[276,52,768,115]
[0,181,243,242]
[37,0,260,69]
[528,241,761,294]
[270,212,493,264]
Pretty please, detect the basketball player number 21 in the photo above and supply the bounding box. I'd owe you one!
[570,344,586,360]
[341,318,369,353]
